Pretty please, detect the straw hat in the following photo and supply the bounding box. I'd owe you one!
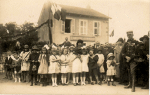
[107,53,115,59]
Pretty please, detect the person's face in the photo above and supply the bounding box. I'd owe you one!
[89,50,94,56]
[32,50,37,53]
[25,48,28,52]
[127,34,133,39]
[7,51,11,56]
[78,43,82,47]
[70,48,73,52]
[143,38,148,43]
[52,51,57,55]
[63,49,68,55]
[13,53,18,58]
[98,50,102,54]
[42,50,46,54]
[82,51,86,55]
[65,37,68,41]
[109,56,114,60]
[117,41,122,45]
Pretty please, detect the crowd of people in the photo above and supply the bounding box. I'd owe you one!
[2,31,149,92]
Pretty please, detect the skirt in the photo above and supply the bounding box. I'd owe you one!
[81,62,89,72]
[38,64,48,74]
[72,58,81,73]
[21,62,30,71]
[61,66,68,73]
[48,62,60,74]
[107,68,116,76]
[99,65,105,73]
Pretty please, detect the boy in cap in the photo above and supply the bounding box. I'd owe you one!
[28,45,40,86]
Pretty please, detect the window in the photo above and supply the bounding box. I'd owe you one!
[93,21,101,35]
[61,19,75,34]
[79,20,88,35]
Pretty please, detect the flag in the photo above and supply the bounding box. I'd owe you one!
[110,30,114,37]
[51,3,66,21]
[6,29,9,34]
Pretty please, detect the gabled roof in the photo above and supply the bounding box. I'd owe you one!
[59,4,111,19]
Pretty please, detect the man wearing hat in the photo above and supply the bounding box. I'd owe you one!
[121,31,139,92]
[28,45,40,86]
[139,35,149,89]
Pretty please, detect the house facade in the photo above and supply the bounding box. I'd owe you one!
[38,3,111,46]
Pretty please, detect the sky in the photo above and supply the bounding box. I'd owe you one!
[0,0,150,43]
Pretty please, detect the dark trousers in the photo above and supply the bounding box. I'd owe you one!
[30,74,37,85]
[127,61,137,91]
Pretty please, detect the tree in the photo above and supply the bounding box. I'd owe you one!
[5,22,17,35]
[0,24,7,37]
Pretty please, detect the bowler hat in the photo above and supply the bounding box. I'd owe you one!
[139,35,149,41]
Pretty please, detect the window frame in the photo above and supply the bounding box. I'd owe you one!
[93,21,101,36]
[79,19,88,35]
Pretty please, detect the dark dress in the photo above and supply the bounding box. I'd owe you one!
[28,53,40,75]
[5,56,13,71]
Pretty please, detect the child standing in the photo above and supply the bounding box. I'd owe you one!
[88,49,99,85]
[60,47,69,85]
[106,53,116,86]
[28,45,40,86]
[5,51,13,80]
[95,47,105,85]
[20,45,31,82]
[12,51,21,82]
[38,47,49,86]
[49,47,60,87]
[80,46,89,85]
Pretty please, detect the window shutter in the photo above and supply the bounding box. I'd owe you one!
[99,21,101,36]
[61,21,65,34]
[71,19,75,34]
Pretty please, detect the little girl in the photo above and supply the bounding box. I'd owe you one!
[12,51,21,82]
[95,47,105,85]
[60,47,69,85]
[106,53,116,86]
[49,46,60,87]
[38,47,49,86]
[80,46,89,86]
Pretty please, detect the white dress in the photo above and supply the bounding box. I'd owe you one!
[72,55,82,73]
[60,55,69,73]
[48,55,60,74]
[96,54,105,73]
[106,60,116,76]
[38,54,48,74]
[20,51,30,71]
[81,54,89,72]
[67,52,76,73]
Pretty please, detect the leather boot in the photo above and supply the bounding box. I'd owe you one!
[131,75,135,92]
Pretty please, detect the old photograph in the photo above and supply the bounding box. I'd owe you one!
[0,0,149,94]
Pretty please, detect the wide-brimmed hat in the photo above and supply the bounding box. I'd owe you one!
[139,35,149,41]
[24,45,29,49]
[107,53,115,59]
[117,38,124,43]
[32,45,38,50]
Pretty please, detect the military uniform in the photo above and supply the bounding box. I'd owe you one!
[122,31,139,92]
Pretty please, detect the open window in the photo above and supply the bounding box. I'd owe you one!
[61,19,75,34]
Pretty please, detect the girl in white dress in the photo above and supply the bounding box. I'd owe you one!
[60,48,69,85]
[20,45,31,82]
[106,53,116,86]
[67,46,75,84]
[38,47,49,86]
[95,47,105,85]
[49,48,60,87]
[80,47,89,85]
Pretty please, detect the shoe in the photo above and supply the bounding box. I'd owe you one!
[107,82,110,86]
[141,86,149,89]
[124,85,131,89]
[73,83,76,86]
[131,89,135,92]
[35,83,37,85]
[91,81,94,85]
[112,83,116,86]
[30,84,33,86]
[55,84,58,87]
[99,81,102,85]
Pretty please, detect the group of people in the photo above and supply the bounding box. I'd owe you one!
[3,31,149,92]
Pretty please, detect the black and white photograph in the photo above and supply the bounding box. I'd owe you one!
[0,0,149,94]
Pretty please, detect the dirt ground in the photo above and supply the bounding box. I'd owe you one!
[0,73,149,95]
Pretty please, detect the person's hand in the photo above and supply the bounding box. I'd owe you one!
[32,60,35,62]
[126,56,131,62]
[146,54,149,60]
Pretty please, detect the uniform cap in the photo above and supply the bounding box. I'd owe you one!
[24,45,29,49]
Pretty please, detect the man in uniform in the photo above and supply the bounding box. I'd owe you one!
[121,31,138,92]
